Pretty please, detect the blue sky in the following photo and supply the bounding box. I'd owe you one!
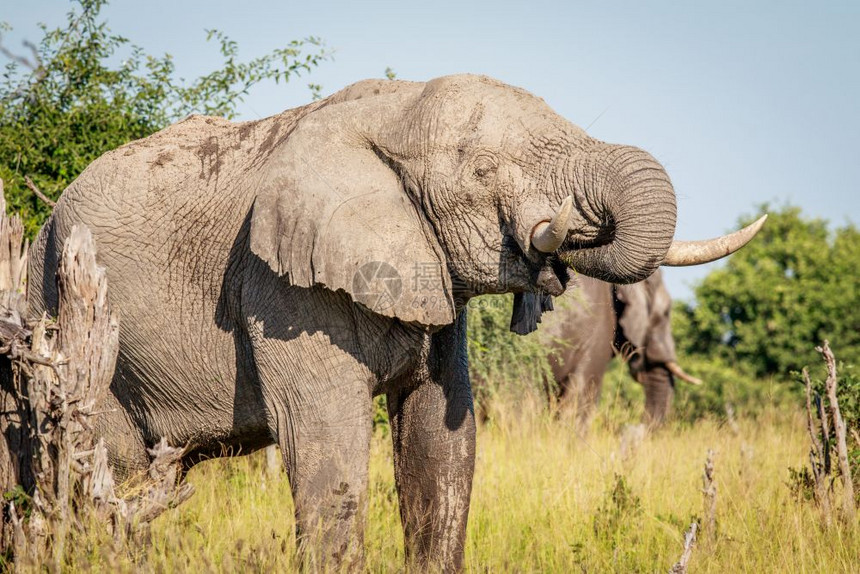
[4,1,859,299]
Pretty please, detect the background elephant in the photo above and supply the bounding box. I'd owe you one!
[26,74,761,570]
[539,269,700,430]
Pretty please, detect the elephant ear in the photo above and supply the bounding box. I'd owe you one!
[509,292,554,335]
[642,271,678,363]
[615,281,650,350]
[249,108,455,326]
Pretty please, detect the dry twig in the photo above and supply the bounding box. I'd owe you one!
[702,449,717,540]
[669,522,698,574]
[265,444,281,476]
[724,402,740,436]
[24,176,57,208]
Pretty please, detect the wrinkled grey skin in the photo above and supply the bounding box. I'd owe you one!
[28,75,682,571]
[540,270,681,430]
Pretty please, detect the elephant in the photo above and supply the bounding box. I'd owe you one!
[539,269,701,431]
[26,74,765,571]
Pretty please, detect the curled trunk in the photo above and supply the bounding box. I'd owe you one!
[559,145,677,284]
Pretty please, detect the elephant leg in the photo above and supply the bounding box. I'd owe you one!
[292,389,370,571]
[266,369,372,570]
[246,331,372,568]
[558,370,601,433]
[386,313,475,573]
[93,388,150,482]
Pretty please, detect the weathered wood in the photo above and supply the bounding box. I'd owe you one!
[0,178,32,551]
[0,179,28,308]
[122,439,195,527]
[669,522,697,574]
[816,341,855,522]
[0,224,120,567]
[803,367,832,525]
[0,181,193,565]
[701,449,716,541]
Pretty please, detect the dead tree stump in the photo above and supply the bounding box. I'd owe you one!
[0,179,34,550]
[801,343,856,526]
[803,367,832,525]
[817,341,855,522]
[0,180,193,567]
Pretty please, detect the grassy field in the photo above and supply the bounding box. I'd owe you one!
[103,401,853,572]
[54,369,857,573]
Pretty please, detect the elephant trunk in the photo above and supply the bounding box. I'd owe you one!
[559,146,677,284]
[639,366,675,427]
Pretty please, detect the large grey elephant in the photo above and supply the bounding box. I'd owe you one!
[540,269,700,430]
[27,75,764,571]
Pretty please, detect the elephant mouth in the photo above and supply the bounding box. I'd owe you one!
[533,232,612,296]
[532,256,570,297]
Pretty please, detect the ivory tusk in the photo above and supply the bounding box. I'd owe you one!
[531,195,573,253]
[666,361,703,385]
[662,215,768,266]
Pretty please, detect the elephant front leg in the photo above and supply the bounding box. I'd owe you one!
[387,314,476,572]
[283,389,372,571]
[250,338,373,570]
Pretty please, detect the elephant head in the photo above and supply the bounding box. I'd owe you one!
[250,75,764,329]
[614,269,700,424]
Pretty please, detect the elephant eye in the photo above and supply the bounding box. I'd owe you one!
[473,155,498,179]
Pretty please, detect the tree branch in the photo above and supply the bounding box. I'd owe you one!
[24,177,56,208]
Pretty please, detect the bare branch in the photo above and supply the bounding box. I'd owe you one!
[669,522,698,574]
[22,41,42,70]
[0,40,39,71]
[0,36,46,98]
[803,368,832,524]
[816,340,855,522]
[702,449,717,540]
[265,444,281,476]
[24,177,56,208]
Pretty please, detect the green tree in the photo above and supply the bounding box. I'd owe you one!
[0,0,328,236]
[674,205,860,379]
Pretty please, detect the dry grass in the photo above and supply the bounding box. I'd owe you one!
[58,399,859,572]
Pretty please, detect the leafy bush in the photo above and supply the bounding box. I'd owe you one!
[466,294,555,416]
[467,293,802,426]
[798,361,860,501]
[592,353,797,428]
[670,355,798,423]
[0,0,328,236]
